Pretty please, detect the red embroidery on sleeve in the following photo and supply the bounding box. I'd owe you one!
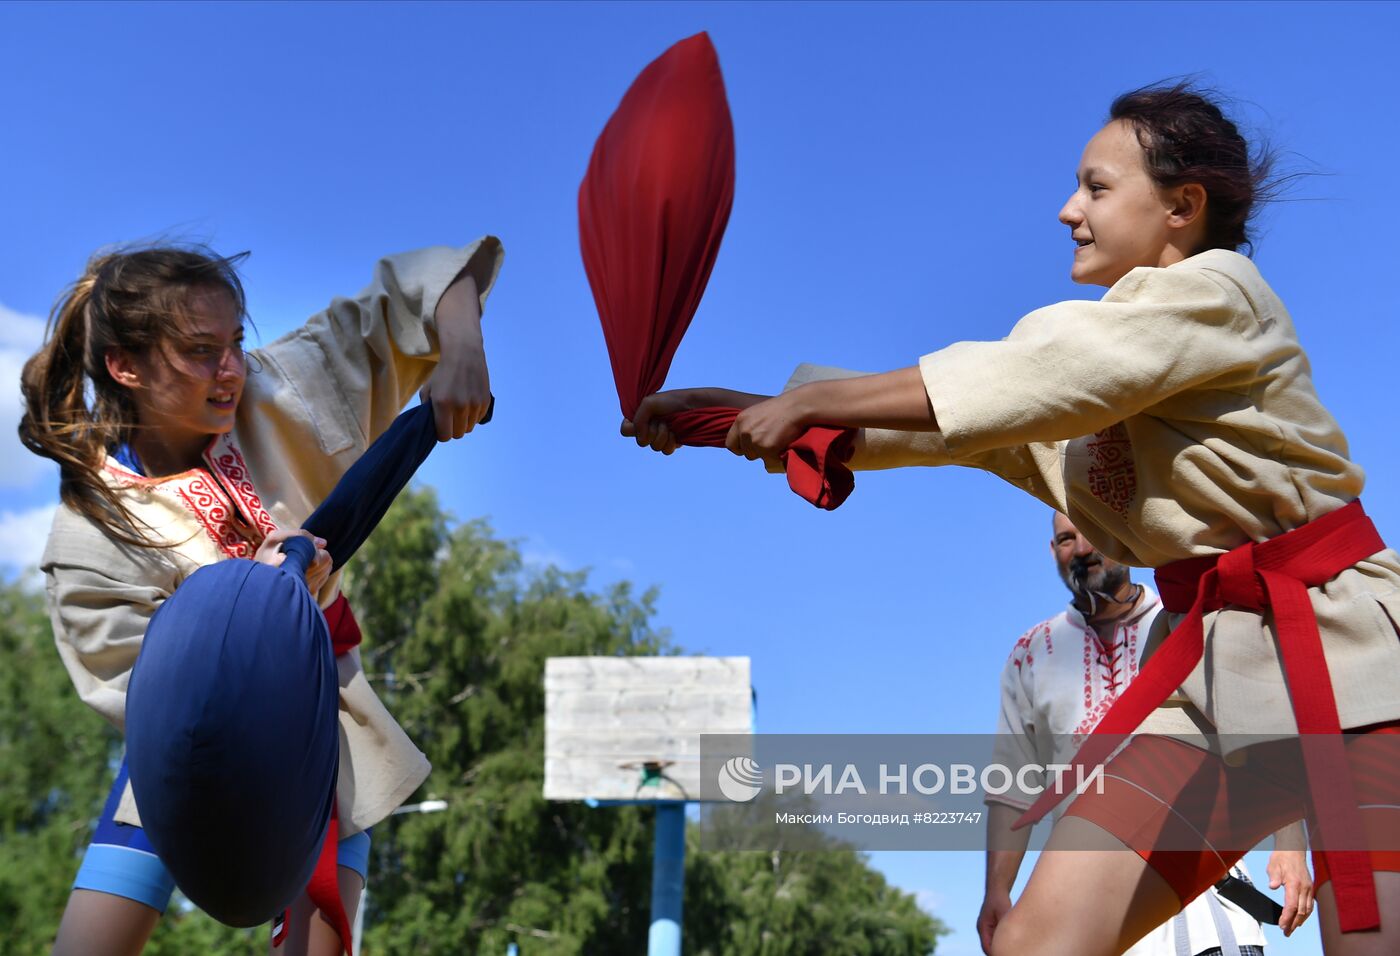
[1011,621,1051,671]
[1086,424,1137,517]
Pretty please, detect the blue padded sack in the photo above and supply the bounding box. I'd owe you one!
[125,401,443,925]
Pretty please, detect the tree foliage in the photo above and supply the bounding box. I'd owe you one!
[0,486,945,954]
[684,794,944,956]
[0,581,118,953]
[0,578,261,954]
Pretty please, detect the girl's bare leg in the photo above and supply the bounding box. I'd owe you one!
[270,866,365,956]
[52,890,160,956]
[989,815,1183,956]
[1317,872,1400,956]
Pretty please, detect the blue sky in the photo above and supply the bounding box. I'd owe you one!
[4,2,1399,953]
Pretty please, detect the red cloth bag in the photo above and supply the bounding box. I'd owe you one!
[578,32,856,510]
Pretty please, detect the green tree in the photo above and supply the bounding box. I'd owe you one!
[0,580,117,953]
[686,839,944,956]
[0,578,260,953]
[685,793,946,956]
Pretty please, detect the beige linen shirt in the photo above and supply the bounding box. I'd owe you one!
[785,249,1400,742]
[41,240,503,836]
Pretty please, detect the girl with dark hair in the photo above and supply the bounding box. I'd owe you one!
[625,84,1400,955]
[22,238,503,955]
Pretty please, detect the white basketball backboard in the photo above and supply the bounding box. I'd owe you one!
[544,656,753,802]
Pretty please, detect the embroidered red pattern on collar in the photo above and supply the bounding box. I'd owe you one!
[102,434,277,559]
[178,475,255,559]
[1072,619,1142,743]
[206,435,279,539]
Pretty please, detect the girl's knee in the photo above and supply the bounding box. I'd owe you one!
[989,901,1129,956]
[988,907,1042,956]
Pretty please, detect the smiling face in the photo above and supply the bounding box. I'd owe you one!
[107,286,247,470]
[1058,120,1194,287]
[1051,513,1130,603]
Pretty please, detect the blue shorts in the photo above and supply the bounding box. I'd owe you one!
[74,759,370,914]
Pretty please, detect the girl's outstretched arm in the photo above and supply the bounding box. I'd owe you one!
[725,366,937,461]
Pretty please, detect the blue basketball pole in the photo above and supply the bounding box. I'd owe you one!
[647,802,686,956]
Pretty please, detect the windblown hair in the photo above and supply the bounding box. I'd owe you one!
[1110,82,1280,255]
[19,246,250,547]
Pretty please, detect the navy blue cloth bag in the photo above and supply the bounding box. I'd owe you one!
[125,401,441,926]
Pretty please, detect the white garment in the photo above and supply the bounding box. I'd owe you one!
[988,590,1267,954]
[1134,864,1262,956]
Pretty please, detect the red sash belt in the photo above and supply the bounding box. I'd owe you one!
[275,593,359,954]
[1014,500,1386,933]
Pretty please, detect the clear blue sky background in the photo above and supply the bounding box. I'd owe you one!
[4,3,1398,954]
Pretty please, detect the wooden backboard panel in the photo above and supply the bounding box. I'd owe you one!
[544,656,752,802]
